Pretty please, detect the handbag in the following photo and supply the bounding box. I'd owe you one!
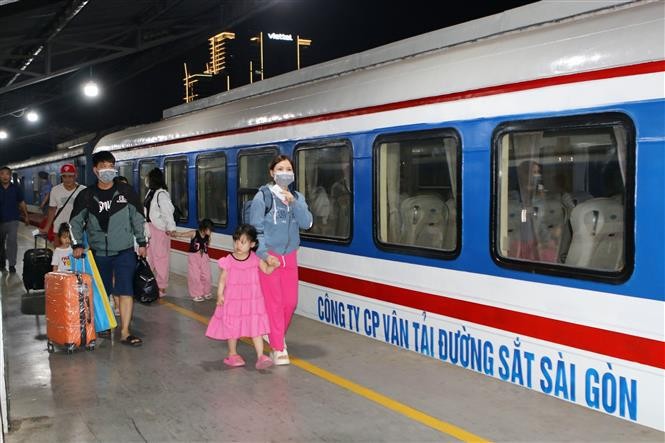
[134,256,159,304]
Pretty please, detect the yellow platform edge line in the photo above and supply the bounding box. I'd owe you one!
[159,299,491,443]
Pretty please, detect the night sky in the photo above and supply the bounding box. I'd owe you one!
[2,0,535,163]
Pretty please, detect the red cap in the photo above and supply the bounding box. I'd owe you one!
[60,163,76,174]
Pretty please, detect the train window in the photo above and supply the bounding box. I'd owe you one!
[374,129,461,257]
[237,147,278,223]
[294,140,352,241]
[492,113,634,281]
[138,159,157,202]
[164,157,189,223]
[116,162,134,187]
[196,154,227,227]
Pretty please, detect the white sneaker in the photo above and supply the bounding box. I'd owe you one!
[272,349,290,365]
[192,296,205,302]
[262,334,270,344]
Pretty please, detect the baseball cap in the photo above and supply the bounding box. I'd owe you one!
[60,163,76,174]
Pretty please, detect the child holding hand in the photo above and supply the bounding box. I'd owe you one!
[171,219,214,302]
[205,224,275,369]
[51,223,73,272]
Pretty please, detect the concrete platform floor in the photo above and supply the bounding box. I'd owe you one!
[1,224,663,442]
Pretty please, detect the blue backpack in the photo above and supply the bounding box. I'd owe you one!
[242,186,272,225]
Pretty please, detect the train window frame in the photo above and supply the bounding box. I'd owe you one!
[294,139,353,244]
[372,128,462,260]
[490,112,635,283]
[163,155,189,224]
[236,146,279,225]
[138,158,158,203]
[196,153,228,228]
[116,161,135,188]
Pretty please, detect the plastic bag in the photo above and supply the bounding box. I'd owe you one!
[134,256,159,304]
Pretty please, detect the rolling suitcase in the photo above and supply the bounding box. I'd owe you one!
[22,234,52,291]
[45,266,96,354]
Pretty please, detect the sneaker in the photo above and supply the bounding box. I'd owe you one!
[8,266,16,273]
[223,354,245,367]
[272,349,290,366]
[192,296,205,302]
[255,355,273,370]
[203,293,213,300]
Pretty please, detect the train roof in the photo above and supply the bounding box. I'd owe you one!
[6,146,85,170]
[95,0,660,156]
[162,0,632,119]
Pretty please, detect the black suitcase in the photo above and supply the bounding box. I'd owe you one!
[22,234,52,291]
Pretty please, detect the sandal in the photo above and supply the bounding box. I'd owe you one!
[255,355,273,370]
[120,335,143,347]
[223,354,245,367]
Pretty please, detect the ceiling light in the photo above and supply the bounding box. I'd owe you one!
[83,81,100,98]
[26,111,39,122]
[0,130,8,140]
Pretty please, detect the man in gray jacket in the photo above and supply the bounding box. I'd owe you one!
[70,151,147,346]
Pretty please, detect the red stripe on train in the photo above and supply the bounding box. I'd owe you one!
[171,240,664,369]
[113,60,665,151]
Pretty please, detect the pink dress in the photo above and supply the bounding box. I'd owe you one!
[205,252,270,340]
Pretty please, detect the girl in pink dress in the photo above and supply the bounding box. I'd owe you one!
[205,224,275,369]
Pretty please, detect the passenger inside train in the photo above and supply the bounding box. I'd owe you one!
[498,124,627,271]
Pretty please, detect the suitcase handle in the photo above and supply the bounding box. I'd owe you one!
[33,233,48,249]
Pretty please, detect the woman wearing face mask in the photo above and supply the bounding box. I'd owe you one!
[143,168,177,298]
[249,154,313,365]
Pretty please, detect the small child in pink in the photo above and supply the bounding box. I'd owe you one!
[172,219,214,302]
[205,224,275,369]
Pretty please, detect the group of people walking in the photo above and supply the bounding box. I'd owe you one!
[1,151,313,368]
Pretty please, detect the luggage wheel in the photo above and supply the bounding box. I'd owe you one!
[47,342,54,353]
[66,344,76,354]
[86,343,95,351]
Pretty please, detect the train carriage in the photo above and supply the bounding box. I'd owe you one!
[6,147,87,220]
[14,0,665,430]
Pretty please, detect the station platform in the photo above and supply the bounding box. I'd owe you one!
[1,224,663,442]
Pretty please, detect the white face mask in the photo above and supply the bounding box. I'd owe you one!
[97,168,117,184]
[274,171,294,188]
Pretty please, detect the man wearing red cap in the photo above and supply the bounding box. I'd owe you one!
[40,163,86,245]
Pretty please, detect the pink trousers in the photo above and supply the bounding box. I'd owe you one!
[188,252,212,299]
[147,223,171,290]
[258,250,299,351]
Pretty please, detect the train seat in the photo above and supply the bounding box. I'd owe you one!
[442,198,457,251]
[565,197,624,271]
[532,194,566,263]
[399,194,448,249]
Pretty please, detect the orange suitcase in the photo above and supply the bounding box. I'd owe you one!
[45,271,96,353]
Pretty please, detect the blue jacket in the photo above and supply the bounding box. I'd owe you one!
[249,185,312,260]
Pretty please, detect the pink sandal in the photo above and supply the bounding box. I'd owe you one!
[223,354,246,367]
[255,355,273,370]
